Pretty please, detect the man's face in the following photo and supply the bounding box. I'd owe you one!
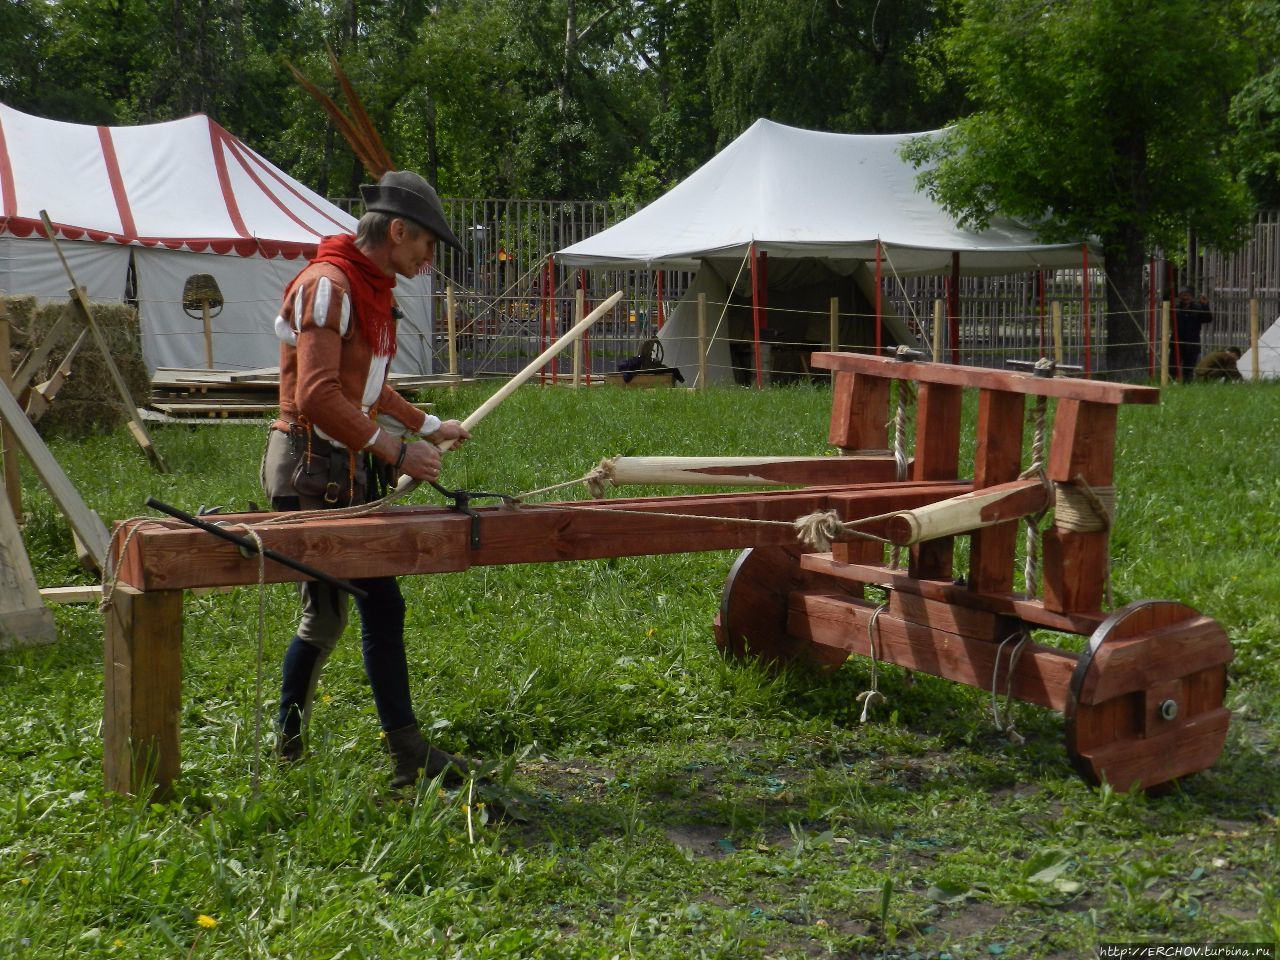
[387,219,436,279]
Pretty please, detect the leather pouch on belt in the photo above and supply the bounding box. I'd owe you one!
[290,429,366,506]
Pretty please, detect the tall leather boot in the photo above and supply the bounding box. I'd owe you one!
[385,723,476,788]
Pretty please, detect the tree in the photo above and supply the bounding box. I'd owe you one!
[1231,0,1280,207]
[707,0,964,142]
[903,0,1253,380]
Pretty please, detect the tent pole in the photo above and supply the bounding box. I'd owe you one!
[550,254,558,385]
[656,270,665,330]
[578,269,591,383]
[949,252,961,365]
[1082,244,1091,376]
[875,239,883,356]
[750,242,763,389]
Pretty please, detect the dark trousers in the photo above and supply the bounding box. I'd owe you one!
[274,496,417,744]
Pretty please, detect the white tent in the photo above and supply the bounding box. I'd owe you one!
[1239,317,1280,379]
[558,119,1095,383]
[0,103,434,374]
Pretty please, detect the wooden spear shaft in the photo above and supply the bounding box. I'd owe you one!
[394,290,624,493]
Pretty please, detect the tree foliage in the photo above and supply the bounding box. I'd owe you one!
[903,0,1256,377]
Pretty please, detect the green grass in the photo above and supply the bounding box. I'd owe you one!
[2,381,1278,959]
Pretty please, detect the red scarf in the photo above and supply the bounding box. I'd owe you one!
[286,234,398,357]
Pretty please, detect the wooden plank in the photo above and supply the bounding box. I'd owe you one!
[1041,529,1109,613]
[1046,400,1117,485]
[910,382,963,579]
[799,552,1107,635]
[787,591,1077,711]
[969,389,1026,594]
[0,490,56,649]
[25,326,90,422]
[102,586,184,797]
[811,351,1161,405]
[0,367,111,568]
[828,371,891,450]
[888,590,1013,640]
[113,483,972,592]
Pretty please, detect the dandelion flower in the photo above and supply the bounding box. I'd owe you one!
[196,914,218,929]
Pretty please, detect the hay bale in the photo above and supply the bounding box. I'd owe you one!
[2,296,150,436]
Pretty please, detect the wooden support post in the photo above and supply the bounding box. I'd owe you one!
[201,302,214,370]
[910,382,963,579]
[968,389,1027,593]
[697,293,708,390]
[1249,298,1260,381]
[1160,300,1171,386]
[446,284,458,381]
[1042,399,1116,614]
[829,296,839,354]
[827,371,890,452]
[0,302,21,520]
[1052,301,1064,366]
[931,300,944,363]
[102,586,184,798]
[572,288,585,387]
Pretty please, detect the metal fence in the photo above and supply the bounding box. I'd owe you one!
[335,198,1280,382]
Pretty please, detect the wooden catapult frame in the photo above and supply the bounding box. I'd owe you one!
[104,352,1232,797]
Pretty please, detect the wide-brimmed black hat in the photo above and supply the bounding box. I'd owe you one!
[359,170,463,252]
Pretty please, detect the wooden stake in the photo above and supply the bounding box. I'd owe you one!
[573,289,584,387]
[829,296,839,353]
[932,299,944,363]
[446,284,458,379]
[1160,300,1171,386]
[1051,301,1064,366]
[697,293,708,390]
[1249,297,1260,381]
[39,211,166,472]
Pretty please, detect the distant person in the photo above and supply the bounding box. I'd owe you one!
[1193,346,1243,382]
[1171,288,1214,382]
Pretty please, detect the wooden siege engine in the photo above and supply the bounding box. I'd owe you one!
[103,353,1232,797]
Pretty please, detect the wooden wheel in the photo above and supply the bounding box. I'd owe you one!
[715,546,851,670]
[1064,600,1233,792]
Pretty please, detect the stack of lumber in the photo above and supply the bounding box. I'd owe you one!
[148,367,446,420]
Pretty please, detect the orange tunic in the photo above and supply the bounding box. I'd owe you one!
[273,262,437,455]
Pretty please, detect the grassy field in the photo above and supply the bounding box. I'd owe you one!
[2,380,1278,959]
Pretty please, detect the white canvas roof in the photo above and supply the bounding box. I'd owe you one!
[1240,317,1280,380]
[559,119,1093,275]
[0,103,434,373]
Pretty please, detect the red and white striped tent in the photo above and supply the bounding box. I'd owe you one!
[0,103,434,373]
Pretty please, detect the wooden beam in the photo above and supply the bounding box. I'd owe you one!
[0,365,111,568]
[811,352,1160,405]
[968,389,1027,593]
[112,482,971,593]
[787,591,1077,712]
